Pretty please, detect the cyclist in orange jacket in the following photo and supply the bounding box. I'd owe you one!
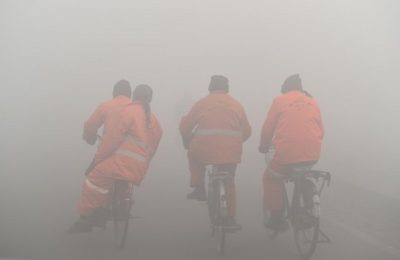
[69,83,162,233]
[259,74,324,231]
[180,75,251,227]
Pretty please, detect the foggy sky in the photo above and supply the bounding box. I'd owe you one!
[1,0,399,198]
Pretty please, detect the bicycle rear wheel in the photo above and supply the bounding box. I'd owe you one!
[292,185,319,259]
[293,217,319,259]
[111,182,133,249]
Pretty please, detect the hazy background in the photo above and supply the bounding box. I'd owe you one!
[1,0,399,259]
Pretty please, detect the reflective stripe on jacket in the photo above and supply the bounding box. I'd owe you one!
[92,101,163,185]
[180,91,251,164]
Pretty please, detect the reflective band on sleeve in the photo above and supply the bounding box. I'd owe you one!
[116,149,147,162]
[195,129,242,138]
[85,179,109,195]
[125,135,147,149]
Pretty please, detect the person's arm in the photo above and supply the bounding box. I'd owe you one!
[83,103,105,145]
[259,99,280,153]
[179,101,202,148]
[315,102,325,139]
[148,116,163,161]
[239,106,252,142]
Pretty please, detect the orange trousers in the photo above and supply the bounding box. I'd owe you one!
[79,168,115,216]
[263,160,316,212]
[188,153,237,217]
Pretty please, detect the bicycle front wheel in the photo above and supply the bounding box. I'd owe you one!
[216,226,226,256]
[112,203,131,249]
[293,216,319,259]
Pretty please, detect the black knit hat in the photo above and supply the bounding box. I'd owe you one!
[281,74,303,94]
[209,75,229,92]
[113,80,132,98]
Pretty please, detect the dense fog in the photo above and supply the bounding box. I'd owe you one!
[1,1,399,259]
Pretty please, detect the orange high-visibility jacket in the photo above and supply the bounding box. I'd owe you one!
[260,91,324,165]
[87,100,162,185]
[83,96,132,144]
[180,91,251,164]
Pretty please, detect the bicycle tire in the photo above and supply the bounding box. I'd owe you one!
[292,181,319,259]
[293,217,319,259]
[111,183,133,249]
[207,181,218,231]
[112,199,132,249]
[216,227,226,256]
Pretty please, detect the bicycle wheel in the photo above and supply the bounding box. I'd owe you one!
[215,181,226,256]
[207,181,218,233]
[292,188,319,259]
[111,184,132,249]
[216,226,226,256]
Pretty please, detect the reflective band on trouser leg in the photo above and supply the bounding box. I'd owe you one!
[125,135,147,149]
[194,129,242,138]
[116,148,147,162]
[85,179,109,194]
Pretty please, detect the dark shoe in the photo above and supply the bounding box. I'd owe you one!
[187,185,207,201]
[88,208,110,228]
[224,217,242,231]
[264,211,289,232]
[67,217,93,234]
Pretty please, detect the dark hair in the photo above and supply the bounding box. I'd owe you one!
[208,75,229,92]
[113,80,132,98]
[281,74,303,94]
[132,84,153,125]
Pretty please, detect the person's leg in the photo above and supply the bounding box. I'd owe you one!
[69,167,113,233]
[187,152,206,200]
[217,164,241,228]
[263,160,289,231]
[263,162,285,212]
[79,168,114,217]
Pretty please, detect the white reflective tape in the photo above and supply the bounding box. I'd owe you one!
[125,135,147,149]
[195,129,242,138]
[85,179,109,195]
[116,149,146,162]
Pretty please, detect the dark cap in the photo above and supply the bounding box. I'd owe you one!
[113,80,132,98]
[209,75,229,92]
[281,74,303,94]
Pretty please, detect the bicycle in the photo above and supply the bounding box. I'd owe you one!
[206,165,241,256]
[265,155,331,259]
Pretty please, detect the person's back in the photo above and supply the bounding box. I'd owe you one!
[181,90,251,164]
[261,90,323,164]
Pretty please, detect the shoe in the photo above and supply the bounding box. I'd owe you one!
[224,217,242,231]
[89,208,110,228]
[67,217,93,234]
[186,185,207,201]
[264,211,289,232]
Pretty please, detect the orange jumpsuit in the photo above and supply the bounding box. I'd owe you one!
[180,91,251,217]
[260,91,324,211]
[79,100,162,216]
